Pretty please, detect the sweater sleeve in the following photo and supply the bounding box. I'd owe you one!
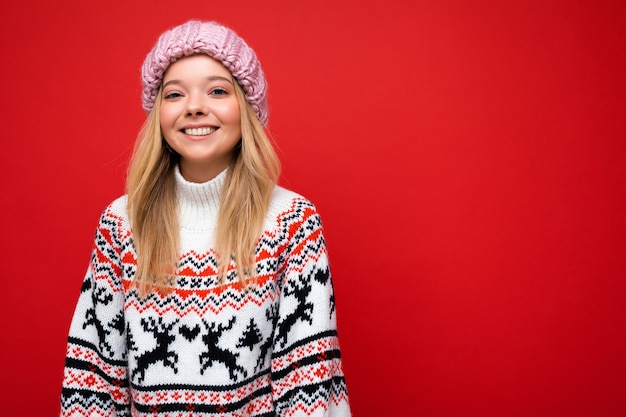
[271,200,351,416]
[60,204,130,417]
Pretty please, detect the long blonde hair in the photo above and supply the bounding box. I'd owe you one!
[126,80,280,295]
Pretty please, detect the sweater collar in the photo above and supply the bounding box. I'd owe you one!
[174,166,226,230]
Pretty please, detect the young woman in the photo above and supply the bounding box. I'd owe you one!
[60,20,351,417]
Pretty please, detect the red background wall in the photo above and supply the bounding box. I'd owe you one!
[1,0,625,416]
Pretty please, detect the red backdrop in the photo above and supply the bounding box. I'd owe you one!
[1,0,625,416]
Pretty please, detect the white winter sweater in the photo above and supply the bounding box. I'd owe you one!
[60,168,351,416]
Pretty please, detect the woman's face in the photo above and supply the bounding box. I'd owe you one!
[160,54,242,183]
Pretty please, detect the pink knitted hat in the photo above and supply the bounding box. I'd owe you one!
[142,20,268,126]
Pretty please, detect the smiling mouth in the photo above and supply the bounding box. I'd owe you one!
[184,127,216,136]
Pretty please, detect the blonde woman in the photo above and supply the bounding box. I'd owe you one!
[60,20,351,417]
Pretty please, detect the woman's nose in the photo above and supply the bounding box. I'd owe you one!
[186,94,208,116]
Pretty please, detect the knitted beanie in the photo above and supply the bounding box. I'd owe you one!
[142,20,268,126]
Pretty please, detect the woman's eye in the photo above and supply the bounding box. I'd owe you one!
[210,88,228,96]
[164,92,182,99]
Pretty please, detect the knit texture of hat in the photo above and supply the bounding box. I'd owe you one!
[142,20,268,126]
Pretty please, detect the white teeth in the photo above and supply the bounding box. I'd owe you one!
[184,127,216,136]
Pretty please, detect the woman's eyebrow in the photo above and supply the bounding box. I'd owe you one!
[207,75,233,84]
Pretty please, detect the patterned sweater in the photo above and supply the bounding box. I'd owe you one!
[60,168,351,416]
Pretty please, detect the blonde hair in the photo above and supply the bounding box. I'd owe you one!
[126,80,280,295]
